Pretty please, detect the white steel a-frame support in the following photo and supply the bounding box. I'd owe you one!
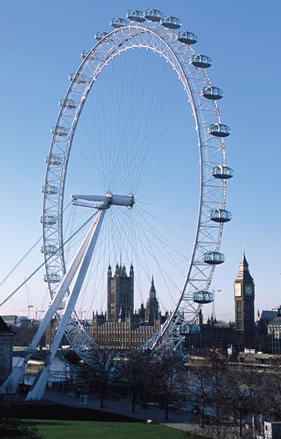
[0,209,104,394]
[0,192,133,396]
[26,209,105,400]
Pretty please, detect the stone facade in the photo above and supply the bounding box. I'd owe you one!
[93,264,165,350]
[92,315,161,350]
[107,264,134,321]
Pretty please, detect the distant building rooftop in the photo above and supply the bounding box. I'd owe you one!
[2,315,17,326]
[0,316,13,333]
[260,310,277,321]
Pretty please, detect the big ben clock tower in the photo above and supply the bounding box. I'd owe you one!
[234,253,255,337]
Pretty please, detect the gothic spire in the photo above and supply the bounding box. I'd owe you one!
[236,251,253,282]
[150,276,156,298]
[241,250,248,268]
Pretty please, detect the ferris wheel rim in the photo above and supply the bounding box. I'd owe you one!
[42,19,229,353]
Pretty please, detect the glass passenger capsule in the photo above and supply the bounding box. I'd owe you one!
[40,245,58,255]
[40,215,57,226]
[81,50,90,58]
[177,31,198,45]
[95,32,109,41]
[212,165,234,179]
[210,208,232,223]
[201,86,223,100]
[69,73,87,84]
[45,154,63,166]
[51,126,68,137]
[209,123,231,137]
[161,16,182,29]
[193,291,214,304]
[44,273,61,283]
[203,251,225,265]
[126,10,145,22]
[59,99,76,109]
[144,9,163,22]
[110,18,127,28]
[80,51,96,61]
[41,185,59,195]
[191,54,212,68]
[179,323,200,335]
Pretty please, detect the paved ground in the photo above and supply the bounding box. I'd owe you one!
[44,390,207,436]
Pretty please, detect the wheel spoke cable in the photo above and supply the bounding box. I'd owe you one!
[0,209,97,308]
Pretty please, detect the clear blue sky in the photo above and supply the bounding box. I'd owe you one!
[0,0,281,322]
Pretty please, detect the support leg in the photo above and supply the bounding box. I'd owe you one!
[26,209,105,400]
[0,211,100,394]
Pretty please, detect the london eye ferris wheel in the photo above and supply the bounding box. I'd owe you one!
[41,8,233,358]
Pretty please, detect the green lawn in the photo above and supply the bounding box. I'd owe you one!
[28,420,200,439]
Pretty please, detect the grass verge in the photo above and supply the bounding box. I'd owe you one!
[27,419,201,439]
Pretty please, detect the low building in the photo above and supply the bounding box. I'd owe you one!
[92,313,161,350]
[256,310,278,336]
[264,421,281,439]
[238,350,279,364]
[184,317,236,352]
[0,316,14,384]
[1,315,17,327]
[268,315,281,354]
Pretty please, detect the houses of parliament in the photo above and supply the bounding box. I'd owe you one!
[92,254,259,351]
[92,263,167,350]
[45,253,281,353]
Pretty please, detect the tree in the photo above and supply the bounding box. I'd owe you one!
[187,359,210,428]
[94,348,115,408]
[119,350,156,413]
[207,356,266,439]
[153,350,187,420]
[80,347,116,408]
[205,352,234,439]
[262,358,281,421]
[188,352,235,439]
[241,366,263,433]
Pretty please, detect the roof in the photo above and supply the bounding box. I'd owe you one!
[260,310,277,321]
[235,251,253,280]
[268,317,281,327]
[0,316,13,333]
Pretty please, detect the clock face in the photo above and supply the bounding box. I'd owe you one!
[234,284,241,297]
[245,284,253,295]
